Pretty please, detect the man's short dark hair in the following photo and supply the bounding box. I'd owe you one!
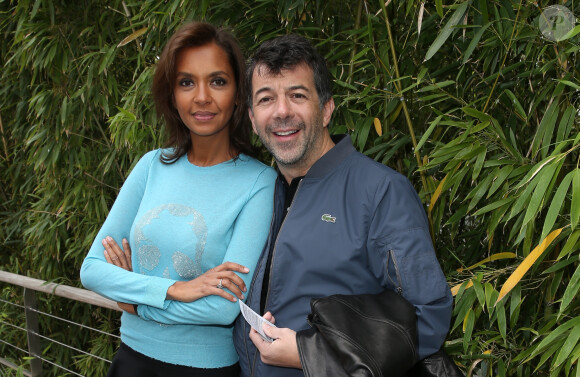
[247,34,333,109]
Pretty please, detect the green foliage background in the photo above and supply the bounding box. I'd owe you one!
[0,0,578,376]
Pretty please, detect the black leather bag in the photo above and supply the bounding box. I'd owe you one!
[297,289,418,377]
[405,348,464,377]
[296,289,465,377]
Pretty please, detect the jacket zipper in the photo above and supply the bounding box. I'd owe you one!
[250,179,304,376]
[262,178,303,313]
[387,249,403,295]
[247,183,278,377]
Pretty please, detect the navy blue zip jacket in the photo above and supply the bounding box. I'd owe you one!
[234,135,453,377]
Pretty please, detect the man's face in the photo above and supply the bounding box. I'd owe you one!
[249,63,333,172]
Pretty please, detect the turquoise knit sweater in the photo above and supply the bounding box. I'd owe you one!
[81,149,276,367]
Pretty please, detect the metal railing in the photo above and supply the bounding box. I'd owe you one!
[0,270,121,377]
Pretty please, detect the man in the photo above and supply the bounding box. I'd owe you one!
[233,34,453,377]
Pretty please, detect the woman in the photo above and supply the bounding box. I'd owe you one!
[80,22,276,376]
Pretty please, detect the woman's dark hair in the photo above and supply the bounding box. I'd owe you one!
[246,34,333,110]
[152,22,255,163]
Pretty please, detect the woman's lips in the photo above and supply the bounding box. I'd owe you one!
[193,111,216,121]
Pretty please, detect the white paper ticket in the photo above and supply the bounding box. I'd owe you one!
[239,299,276,342]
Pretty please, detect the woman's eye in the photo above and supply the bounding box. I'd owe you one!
[179,79,194,87]
[212,77,227,86]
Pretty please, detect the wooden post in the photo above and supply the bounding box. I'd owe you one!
[23,288,43,377]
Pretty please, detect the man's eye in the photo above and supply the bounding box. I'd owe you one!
[292,93,306,99]
[257,97,271,104]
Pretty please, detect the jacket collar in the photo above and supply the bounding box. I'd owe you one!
[304,134,355,179]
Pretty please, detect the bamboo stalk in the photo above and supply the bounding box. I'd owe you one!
[0,112,8,160]
[482,0,523,113]
[348,0,364,84]
[379,0,435,242]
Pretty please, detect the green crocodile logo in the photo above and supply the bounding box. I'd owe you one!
[321,214,336,223]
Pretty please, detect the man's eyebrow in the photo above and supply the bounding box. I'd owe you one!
[254,85,310,95]
[289,85,310,92]
[254,87,272,97]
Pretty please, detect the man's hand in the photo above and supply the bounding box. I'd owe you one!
[249,312,302,369]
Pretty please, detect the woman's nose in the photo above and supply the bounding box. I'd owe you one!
[194,84,211,104]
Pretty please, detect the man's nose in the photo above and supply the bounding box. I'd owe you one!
[273,97,293,120]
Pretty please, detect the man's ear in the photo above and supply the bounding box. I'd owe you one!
[248,108,257,134]
[322,98,335,128]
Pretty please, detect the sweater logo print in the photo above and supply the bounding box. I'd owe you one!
[321,214,336,223]
[134,203,207,279]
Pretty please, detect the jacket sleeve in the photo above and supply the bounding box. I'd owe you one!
[134,168,276,325]
[80,150,176,310]
[367,174,453,360]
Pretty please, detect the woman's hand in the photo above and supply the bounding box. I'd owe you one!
[167,262,250,303]
[102,236,250,304]
[103,236,136,314]
[103,236,132,271]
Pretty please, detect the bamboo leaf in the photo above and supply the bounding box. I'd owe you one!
[556,105,575,143]
[487,165,514,198]
[435,0,444,18]
[508,173,544,222]
[542,257,577,275]
[416,115,443,154]
[445,204,468,226]
[357,117,373,151]
[451,279,473,296]
[558,24,580,41]
[503,89,527,121]
[558,230,580,260]
[463,308,475,353]
[497,300,507,342]
[462,106,491,122]
[373,117,382,136]
[429,173,449,216]
[462,22,491,64]
[496,228,563,304]
[424,1,470,62]
[522,161,560,229]
[418,2,425,36]
[532,101,559,159]
[560,264,580,316]
[541,170,574,240]
[529,316,580,359]
[572,169,580,231]
[556,79,580,91]
[514,154,561,191]
[509,284,521,327]
[473,197,515,216]
[473,278,485,308]
[418,80,456,92]
[472,146,486,181]
[467,174,494,213]
[456,252,517,272]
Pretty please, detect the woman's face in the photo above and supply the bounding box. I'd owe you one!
[173,43,237,142]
